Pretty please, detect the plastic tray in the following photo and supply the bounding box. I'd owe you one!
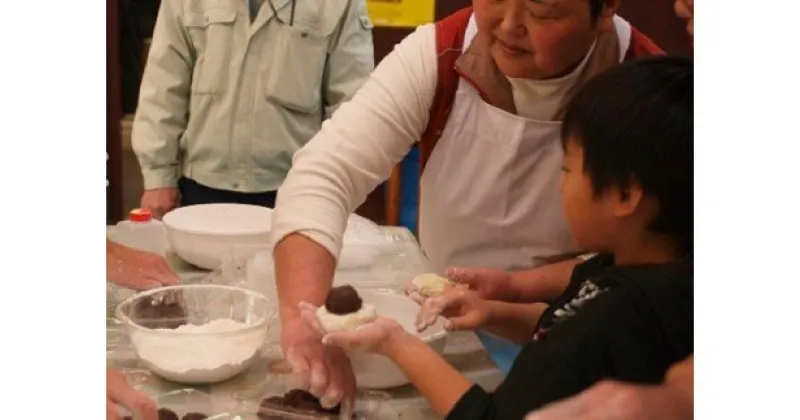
[234,374,397,420]
[157,389,245,419]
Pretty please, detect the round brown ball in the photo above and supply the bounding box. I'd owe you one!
[324,285,363,315]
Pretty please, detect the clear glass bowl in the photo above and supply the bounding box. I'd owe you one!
[116,284,275,385]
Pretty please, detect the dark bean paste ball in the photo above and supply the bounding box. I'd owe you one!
[324,285,363,315]
[123,407,183,420]
[158,408,180,420]
[133,295,188,330]
[181,413,208,420]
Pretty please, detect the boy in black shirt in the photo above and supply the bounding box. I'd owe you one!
[300,55,694,419]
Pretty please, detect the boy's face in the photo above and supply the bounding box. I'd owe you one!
[560,137,651,252]
[560,138,617,251]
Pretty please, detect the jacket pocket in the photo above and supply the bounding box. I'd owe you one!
[184,9,237,94]
[264,24,330,113]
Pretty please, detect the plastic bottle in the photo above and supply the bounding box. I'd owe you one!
[108,208,169,256]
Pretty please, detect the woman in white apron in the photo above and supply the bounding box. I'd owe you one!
[269,0,661,411]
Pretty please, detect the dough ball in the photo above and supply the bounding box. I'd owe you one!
[411,273,453,297]
[316,304,377,333]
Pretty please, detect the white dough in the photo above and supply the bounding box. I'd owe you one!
[316,303,377,333]
[411,273,453,297]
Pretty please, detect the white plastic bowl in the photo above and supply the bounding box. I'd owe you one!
[162,204,273,269]
[349,289,448,389]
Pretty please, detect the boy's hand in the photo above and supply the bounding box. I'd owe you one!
[402,274,465,304]
[416,289,491,332]
[446,268,517,302]
[402,277,426,304]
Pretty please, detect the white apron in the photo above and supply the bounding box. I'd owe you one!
[418,16,632,276]
[419,97,575,274]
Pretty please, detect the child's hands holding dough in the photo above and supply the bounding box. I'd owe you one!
[300,285,378,335]
[416,288,491,333]
[403,273,466,303]
[299,302,407,355]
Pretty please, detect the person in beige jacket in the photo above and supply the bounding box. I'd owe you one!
[133,0,374,218]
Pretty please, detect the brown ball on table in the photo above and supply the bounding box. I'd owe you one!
[181,413,208,420]
[158,408,180,420]
[122,406,183,420]
[258,389,343,419]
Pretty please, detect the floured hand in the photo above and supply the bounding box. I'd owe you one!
[300,302,407,355]
[403,273,465,303]
[416,288,491,333]
[446,267,515,301]
[107,239,180,291]
[281,318,356,416]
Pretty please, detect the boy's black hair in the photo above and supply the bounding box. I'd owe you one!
[561,55,694,252]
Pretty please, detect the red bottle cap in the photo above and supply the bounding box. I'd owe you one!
[128,208,153,222]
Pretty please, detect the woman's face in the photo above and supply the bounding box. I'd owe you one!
[472,0,617,80]
[674,0,694,38]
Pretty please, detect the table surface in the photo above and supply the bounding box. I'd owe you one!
[107,226,503,419]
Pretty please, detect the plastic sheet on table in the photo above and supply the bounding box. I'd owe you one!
[112,388,247,420]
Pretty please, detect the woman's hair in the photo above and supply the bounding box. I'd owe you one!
[589,0,606,20]
[562,55,694,252]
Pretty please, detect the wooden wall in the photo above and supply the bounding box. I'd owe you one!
[107,0,123,224]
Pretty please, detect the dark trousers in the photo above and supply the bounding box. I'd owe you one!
[178,177,278,208]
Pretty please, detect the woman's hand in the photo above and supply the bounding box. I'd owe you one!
[107,239,180,290]
[524,380,693,420]
[106,368,158,420]
[299,302,410,355]
[416,288,491,332]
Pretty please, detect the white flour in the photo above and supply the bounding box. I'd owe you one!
[132,319,263,384]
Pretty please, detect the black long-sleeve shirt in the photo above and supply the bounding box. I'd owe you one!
[447,255,694,420]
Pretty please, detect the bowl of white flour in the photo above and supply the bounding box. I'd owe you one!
[116,284,274,384]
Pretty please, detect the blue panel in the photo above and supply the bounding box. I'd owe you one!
[398,146,420,233]
[475,330,522,376]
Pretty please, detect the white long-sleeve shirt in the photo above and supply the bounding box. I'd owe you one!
[271,22,589,259]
